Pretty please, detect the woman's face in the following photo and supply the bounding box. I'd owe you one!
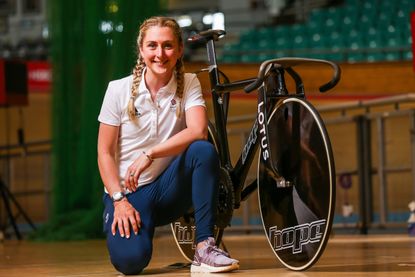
[139,26,183,81]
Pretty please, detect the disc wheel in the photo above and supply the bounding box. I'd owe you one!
[171,123,230,262]
[257,97,335,271]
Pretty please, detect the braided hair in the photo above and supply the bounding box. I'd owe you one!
[127,16,185,122]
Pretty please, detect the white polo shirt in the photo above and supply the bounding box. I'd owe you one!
[98,71,205,189]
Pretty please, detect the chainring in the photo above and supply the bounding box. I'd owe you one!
[215,166,234,229]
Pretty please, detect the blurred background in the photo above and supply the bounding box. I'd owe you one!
[0,0,414,240]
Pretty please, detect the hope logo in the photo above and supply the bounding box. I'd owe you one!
[269,219,326,254]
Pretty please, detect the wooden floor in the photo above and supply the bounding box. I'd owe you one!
[1,232,415,277]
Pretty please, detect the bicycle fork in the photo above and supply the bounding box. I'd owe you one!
[258,66,293,188]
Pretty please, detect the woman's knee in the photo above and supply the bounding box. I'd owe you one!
[108,236,152,275]
[111,247,152,275]
[188,140,218,161]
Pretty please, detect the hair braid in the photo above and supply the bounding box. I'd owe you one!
[127,58,145,122]
[175,58,185,118]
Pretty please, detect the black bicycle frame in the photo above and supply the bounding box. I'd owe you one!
[205,39,289,207]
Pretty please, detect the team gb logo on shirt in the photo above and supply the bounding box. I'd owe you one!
[170,98,177,111]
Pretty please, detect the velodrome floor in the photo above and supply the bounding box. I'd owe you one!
[1,232,415,277]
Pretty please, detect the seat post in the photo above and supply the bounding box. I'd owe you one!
[206,39,220,89]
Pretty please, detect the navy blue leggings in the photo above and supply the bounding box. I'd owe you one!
[103,140,219,275]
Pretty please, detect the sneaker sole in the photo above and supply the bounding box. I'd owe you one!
[190,262,239,273]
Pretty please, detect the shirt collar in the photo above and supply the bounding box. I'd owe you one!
[137,68,177,96]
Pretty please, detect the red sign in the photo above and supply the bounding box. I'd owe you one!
[27,61,52,93]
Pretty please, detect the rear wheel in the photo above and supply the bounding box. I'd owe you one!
[171,122,231,262]
[257,97,335,270]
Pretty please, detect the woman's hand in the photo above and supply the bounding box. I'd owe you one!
[124,153,153,192]
[111,199,141,238]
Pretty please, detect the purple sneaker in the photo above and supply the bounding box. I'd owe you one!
[190,237,239,273]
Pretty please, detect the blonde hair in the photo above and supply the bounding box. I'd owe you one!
[127,16,185,122]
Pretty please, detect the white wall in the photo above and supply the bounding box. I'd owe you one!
[1,0,47,46]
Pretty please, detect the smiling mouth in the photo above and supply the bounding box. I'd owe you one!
[154,60,167,65]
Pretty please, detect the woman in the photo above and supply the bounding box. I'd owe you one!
[97,16,239,275]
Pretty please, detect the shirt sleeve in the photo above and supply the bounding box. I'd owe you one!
[183,73,206,111]
[98,81,122,126]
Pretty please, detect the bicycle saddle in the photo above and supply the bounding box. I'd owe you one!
[188,30,226,43]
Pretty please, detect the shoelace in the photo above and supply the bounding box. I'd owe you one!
[205,243,230,257]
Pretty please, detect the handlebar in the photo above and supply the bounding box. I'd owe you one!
[244,57,341,93]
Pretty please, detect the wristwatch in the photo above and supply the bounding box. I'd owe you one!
[111,191,125,202]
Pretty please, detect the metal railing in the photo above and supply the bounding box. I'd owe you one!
[322,93,415,233]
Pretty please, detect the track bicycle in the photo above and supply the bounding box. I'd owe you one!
[171,29,341,271]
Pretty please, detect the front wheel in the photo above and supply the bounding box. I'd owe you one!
[258,97,336,271]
